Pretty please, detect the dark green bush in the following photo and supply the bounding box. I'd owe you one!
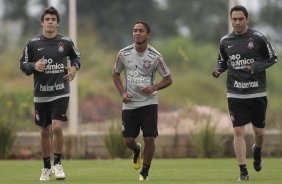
[104,121,130,158]
[192,119,228,158]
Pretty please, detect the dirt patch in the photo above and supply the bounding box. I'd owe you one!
[158,105,233,134]
[78,96,234,134]
[79,96,120,123]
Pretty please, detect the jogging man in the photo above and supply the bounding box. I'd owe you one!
[112,21,172,181]
[212,5,277,182]
[19,6,80,181]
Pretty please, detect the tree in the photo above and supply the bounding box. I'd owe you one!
[3,0,28,20]
[258,0,282,52]
[75,0,178,49]
[165,0,229,43]
[2,0,65,35]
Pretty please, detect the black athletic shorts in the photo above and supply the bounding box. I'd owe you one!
[228,97,267,128]
[34,97,69,128]
[121,104,158,138]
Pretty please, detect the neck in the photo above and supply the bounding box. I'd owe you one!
[135,43,147,53]
[43,31,57,39]
[234,27,248,35]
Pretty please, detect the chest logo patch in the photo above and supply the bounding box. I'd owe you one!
[143,59,151,69]
[58,42,64,53]
[247,38,254,49]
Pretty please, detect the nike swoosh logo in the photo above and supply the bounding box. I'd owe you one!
[227,45,234,48]
[38,48,44,51]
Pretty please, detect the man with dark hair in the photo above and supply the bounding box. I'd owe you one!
[112,21,172,181]
[19,6,80,181]
[212,5,277,182]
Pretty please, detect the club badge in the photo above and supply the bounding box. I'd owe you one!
[58,42,64,53]
[247,38,254,49]
[143,59,151,69]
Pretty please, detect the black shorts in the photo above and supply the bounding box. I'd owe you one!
[34,97,69,128]
[121,104,158,138]
[228,97,267,128]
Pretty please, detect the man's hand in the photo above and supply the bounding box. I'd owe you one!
[35,57,45,72]
[245,65,254,74]
[141,85,155,95]
[212,68,222,78]
[63,66,77,81]
[122,91,132,103]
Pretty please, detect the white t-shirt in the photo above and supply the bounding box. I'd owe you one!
[114,44,170,109]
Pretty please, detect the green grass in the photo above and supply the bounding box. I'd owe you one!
[0,158,281,184]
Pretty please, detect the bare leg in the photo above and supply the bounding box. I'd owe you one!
[252,126,264,172]
[52,120,64,154]
[143,137,155,165]
[233,126,246,165]
[252,126,265,148]
[124,137,136,149]
[41,126,52,158]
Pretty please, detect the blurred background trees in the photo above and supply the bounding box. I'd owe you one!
[1,0,282,49]
[0,0,281,131]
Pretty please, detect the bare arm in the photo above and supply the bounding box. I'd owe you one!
[141,75,172,95]
[112,70,132,103]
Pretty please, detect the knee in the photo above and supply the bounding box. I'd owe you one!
[233,127,245,138]
[143,137,155,144]
[41,128,51,138]
[124,138,135,147]
[255,130,264,138]
[254,127,265,138]
[52,125,62,135]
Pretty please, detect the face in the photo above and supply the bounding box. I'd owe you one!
[231,11,248,35]
[41,14,58,34]
[133,23,150,45]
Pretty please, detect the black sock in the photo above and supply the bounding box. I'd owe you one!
[43,156,51,169]
[54,153,62,165]
[253,146,262,161]
[239,164,248,176]
[140,164,150,176]
[132,144,140,155]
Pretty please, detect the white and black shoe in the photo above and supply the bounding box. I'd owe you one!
[52,164,66,180]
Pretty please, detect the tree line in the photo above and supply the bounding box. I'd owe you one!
[1,0,282,50]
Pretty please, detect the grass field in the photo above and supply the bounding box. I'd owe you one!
[0,158,281,184]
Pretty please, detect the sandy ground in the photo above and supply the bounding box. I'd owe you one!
[78,105,246,134]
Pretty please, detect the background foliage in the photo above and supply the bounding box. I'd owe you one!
[0,0,281,131]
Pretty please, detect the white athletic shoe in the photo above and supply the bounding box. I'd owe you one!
[52,164,66,180]
[39,168,53,181]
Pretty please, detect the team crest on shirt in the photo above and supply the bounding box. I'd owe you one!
[58,42,64,53]
[143,59,151,69]
[247,38,254,49]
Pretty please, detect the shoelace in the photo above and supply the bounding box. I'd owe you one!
[41,169,50,178]
[55,165,63,174]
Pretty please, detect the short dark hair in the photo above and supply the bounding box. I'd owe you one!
[230,5,248,18]
[135,21,151,33]
[41,6,60,23]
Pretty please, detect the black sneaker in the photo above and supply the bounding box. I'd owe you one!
[252,144,263,172]
[237,175,249,182]
[132,143,142,170]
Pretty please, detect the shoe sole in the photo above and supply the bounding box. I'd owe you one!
[56,177,65,180]
[139,174,149,181]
